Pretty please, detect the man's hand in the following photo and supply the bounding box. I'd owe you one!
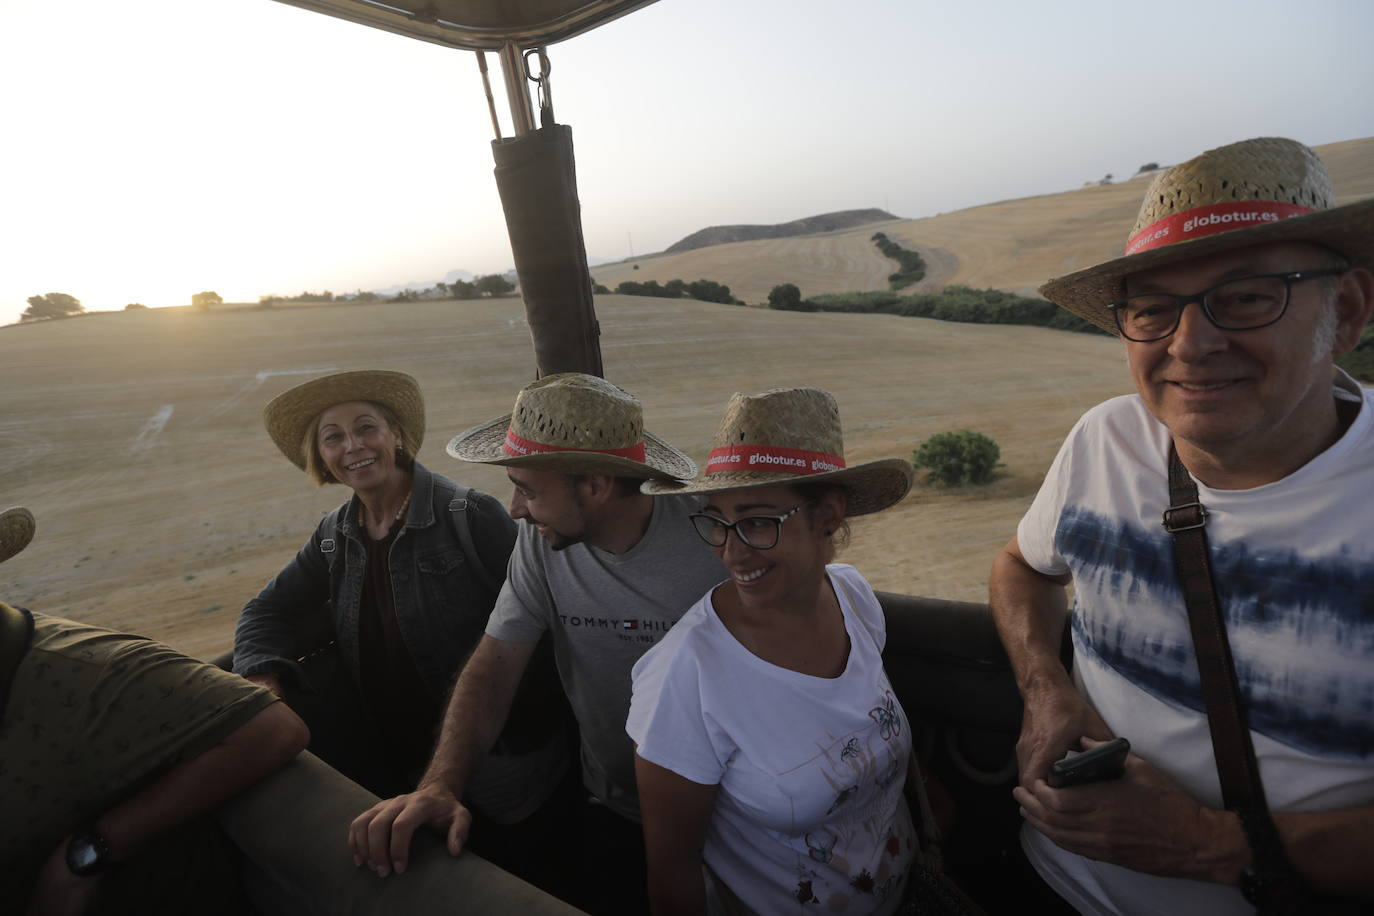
[26,838,102,916]
[1013,737,1245,884]
[347,785,472,878]
[1016,684,1112,788]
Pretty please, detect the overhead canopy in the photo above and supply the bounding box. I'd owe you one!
[271,0,657,50]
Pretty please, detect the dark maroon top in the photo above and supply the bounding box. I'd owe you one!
[357,515,439,774]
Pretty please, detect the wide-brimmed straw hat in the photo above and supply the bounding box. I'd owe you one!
[0,507,35,564]
[1041,137,1374,333]
[446,373,697,481]
[642,387,912,516]
[263,370,425,470]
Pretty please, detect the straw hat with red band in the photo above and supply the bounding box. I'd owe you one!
[1,507,36,564]
[1040,137,1374,333]
[263,369,425,471]
[446,373,698,481]
[642,387,912,517]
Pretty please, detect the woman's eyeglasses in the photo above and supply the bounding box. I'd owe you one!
[688,505,802,550]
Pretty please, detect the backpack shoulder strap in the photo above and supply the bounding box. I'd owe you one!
[317,506,345,573]
[446,486,501,595]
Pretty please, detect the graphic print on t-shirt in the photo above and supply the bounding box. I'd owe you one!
[1056,505,1374,761]
[783,689,912,910]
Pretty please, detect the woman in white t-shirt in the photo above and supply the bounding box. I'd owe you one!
[631,387,917,915]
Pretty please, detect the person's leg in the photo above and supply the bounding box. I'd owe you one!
[568,795,649,916]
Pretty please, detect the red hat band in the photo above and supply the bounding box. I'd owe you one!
[502,428,646,462]
[705,444,846,477]
[1125,201,1315,256]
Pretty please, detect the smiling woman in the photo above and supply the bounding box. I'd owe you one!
[230,370,567,823]
[630,387,934,915]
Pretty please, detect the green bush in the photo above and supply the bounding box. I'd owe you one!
[767,283,806,310]
[796,286,1110,337]
[806,291,902,313]
[912,430,1001,486]
[592,283,610,295]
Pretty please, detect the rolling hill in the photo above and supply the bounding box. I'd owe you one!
[592,137,1374,305]
[664,208,897,254]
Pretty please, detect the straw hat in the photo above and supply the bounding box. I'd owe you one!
[446,373,697,481]
[263,370,425,470]
[642,387,912,516]
[0,507,35,564]
[1041,137,1374,333]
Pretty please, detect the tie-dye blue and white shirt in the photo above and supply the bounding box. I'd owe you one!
[1016,372,1374,916]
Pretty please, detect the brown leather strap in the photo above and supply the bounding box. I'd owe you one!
[1164,445,1267,811]
[1164,445,1310,910]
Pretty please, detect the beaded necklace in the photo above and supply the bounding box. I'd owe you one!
[360,491,411,530]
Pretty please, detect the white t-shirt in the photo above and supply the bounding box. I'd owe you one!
[1015,373,1374,916]
[628,564,915,916]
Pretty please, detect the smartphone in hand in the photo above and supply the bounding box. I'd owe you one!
[1048,737,1130,788]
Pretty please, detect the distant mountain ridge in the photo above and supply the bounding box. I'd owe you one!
[665,208,897,254]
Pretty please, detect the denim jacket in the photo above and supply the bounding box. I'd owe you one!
[233,462,516,701]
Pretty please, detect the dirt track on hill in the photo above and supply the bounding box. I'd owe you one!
[0,297,1131,658]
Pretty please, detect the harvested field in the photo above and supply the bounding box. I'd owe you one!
[1,297,1130,658]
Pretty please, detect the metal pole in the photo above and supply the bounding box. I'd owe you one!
[475,52,502,140]
[498,41,536,136]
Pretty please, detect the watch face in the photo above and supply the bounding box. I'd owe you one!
[70,841,100,870]
[66,833,108,876]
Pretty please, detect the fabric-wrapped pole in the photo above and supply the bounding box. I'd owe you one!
[492,124,603,378]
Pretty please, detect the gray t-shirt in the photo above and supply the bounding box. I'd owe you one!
[486,495,726,821]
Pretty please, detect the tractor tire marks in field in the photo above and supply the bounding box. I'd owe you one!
[129,404,175,454]
[197,368,336,423]
[0,425,54,476]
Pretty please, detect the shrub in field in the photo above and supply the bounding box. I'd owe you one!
[686,279,735,304]
[912,430,1001,486]
[767,283,804,310]
[592,283,610,294]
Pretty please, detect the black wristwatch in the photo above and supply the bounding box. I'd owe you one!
[65,827,114,877]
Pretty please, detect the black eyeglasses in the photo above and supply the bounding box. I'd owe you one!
[689,505,802,550]
[1107,268,1345,342]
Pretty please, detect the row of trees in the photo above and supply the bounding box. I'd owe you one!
[604,277,739,304]
[19,275,517,321]
[437,274,515,299]
[870,232,927,289]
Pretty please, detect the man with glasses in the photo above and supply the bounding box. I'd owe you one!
[990,137,1374,915]
[349,373,724,913]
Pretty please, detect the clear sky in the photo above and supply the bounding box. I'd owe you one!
[4,0,1372,325]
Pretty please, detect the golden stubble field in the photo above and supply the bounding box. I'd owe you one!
[0,297,1131,658]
